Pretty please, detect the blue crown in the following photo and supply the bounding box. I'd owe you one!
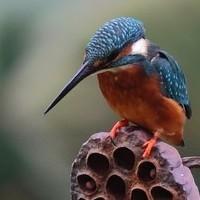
[85,17,145,63]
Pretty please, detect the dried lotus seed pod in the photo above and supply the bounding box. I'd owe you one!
[71,125,200,200]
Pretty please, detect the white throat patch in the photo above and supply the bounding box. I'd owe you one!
[131,38,148,56]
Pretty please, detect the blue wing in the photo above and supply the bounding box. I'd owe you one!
[152,50,192,118]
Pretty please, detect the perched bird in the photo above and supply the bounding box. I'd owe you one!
[44,17,191,158]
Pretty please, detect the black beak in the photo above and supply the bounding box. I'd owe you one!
[44,61,95,114]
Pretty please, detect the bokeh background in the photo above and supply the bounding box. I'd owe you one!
[0,0,200,199]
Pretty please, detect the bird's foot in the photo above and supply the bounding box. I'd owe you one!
[142,137,157,158]
[142,130,161,158]
[109,119,129,142]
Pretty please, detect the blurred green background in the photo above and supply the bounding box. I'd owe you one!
[0,0,199,199]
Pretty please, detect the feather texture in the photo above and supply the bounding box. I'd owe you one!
[152,51,192,118]
[85,17,145,62]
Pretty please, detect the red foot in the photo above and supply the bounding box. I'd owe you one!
[110,119,129,139]
[142,137,157,158]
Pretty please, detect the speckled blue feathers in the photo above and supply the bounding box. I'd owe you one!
[85,17,145,62]
[152,50,192,118]
[85,17,191,118]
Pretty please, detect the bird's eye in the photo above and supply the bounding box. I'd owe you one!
[106,49,120,63]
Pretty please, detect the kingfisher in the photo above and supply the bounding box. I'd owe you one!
[44,17,192,158]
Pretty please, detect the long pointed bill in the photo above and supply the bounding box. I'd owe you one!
[44,61,95,114]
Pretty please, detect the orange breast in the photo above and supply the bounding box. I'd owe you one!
[97,65,186,145]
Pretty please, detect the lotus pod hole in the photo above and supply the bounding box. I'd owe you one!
[131,188,148,200]
[77,174,96,195]
[71,127,199,200]
[151,186,173,200]
[137,161,156,182]
[113,147,135,170]
[106,175,126,199]
[87,153,109,175]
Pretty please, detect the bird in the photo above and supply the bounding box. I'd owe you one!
[44,17,192,158]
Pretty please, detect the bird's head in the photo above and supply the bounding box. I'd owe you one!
[44,17,146,114]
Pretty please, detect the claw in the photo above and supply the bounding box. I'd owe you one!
[110,137,117,146]
[142,137,157,158]
[142,129,162,158]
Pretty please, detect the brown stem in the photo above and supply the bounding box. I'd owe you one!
[182,156,200,169]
